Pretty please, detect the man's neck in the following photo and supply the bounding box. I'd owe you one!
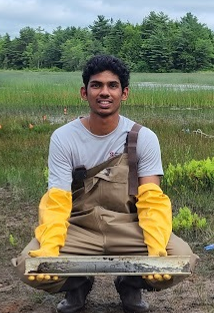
[83,113,120,135]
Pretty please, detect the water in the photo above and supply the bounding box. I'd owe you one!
[131,82,214,91]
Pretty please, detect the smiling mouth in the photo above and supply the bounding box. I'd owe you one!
[98,100,112,108]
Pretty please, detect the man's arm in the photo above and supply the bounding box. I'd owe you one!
[139,175,160,186]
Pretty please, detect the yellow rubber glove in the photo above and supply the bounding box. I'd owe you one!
[136,183,172,257]
[29,187,72,257]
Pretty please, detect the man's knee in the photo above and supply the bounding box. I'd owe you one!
[166,233,198,272]
[12,238,67,293]
[12,239,37,285]
[167,233,193,255]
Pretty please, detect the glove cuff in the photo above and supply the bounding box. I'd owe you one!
[137,183,162,196]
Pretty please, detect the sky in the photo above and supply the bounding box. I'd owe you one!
[1,0,214,38]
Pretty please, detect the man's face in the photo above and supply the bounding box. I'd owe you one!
[80,70,129,117]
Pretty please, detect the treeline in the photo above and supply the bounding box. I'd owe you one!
[0,12,214,73]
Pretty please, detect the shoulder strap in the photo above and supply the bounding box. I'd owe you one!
[127,123,142,196]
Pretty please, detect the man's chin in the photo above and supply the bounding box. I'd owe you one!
[98,107,121,116]
[98,112,112,117]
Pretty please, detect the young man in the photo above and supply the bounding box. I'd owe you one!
[13,55,197,313]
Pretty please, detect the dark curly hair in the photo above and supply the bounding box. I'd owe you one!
[82,55,130,90]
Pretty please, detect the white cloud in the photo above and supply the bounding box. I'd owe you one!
[0,0,213,37]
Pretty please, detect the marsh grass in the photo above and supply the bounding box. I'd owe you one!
[0,71,82,116]
[129,87,214,107]
[0,125,50,200]
[1,71,214,113]
[131,71,214,86]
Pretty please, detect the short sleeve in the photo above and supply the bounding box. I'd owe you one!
[48,132,73,191]
[137,127,164,178]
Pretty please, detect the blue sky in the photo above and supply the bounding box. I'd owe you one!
[1,0,214,37]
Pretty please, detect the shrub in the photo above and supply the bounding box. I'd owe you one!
[163,157,214,191]
[172,206,207,235]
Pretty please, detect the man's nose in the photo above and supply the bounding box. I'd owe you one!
[99,85,110,96]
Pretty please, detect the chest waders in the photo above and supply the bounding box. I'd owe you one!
[57,122,159,302]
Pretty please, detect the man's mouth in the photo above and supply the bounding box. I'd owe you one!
[98,100,112,108]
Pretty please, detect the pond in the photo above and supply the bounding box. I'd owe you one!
[131,82,214,91]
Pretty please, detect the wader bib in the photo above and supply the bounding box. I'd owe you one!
[60,123,145,256]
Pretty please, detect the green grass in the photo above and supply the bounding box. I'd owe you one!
[0,122,54,200]
[0,71,82,116]
[131,72,214,85]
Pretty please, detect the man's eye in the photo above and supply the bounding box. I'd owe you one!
[91,83,100,88]
[110,83,118,88]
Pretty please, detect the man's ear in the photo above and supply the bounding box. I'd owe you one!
[80,86,87,100]
[121,87,129,101]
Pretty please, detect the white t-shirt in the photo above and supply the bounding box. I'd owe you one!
[48,115,163,191]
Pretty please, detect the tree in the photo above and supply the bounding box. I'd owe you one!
[104,19,126,56]
[172,13,214,71]
[141,30,173,72]
[195,38,214,70]
[19,27,37,68]
[32,27,50,69]
[140,12,174,72]
[42,26,82,69]
[61,38,85,71]
[118,23,143,71]
[61,28,104,71]
[89,15,112,45]
[0,33,11,69]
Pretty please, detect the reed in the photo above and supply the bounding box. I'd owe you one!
[1,71,214,115]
